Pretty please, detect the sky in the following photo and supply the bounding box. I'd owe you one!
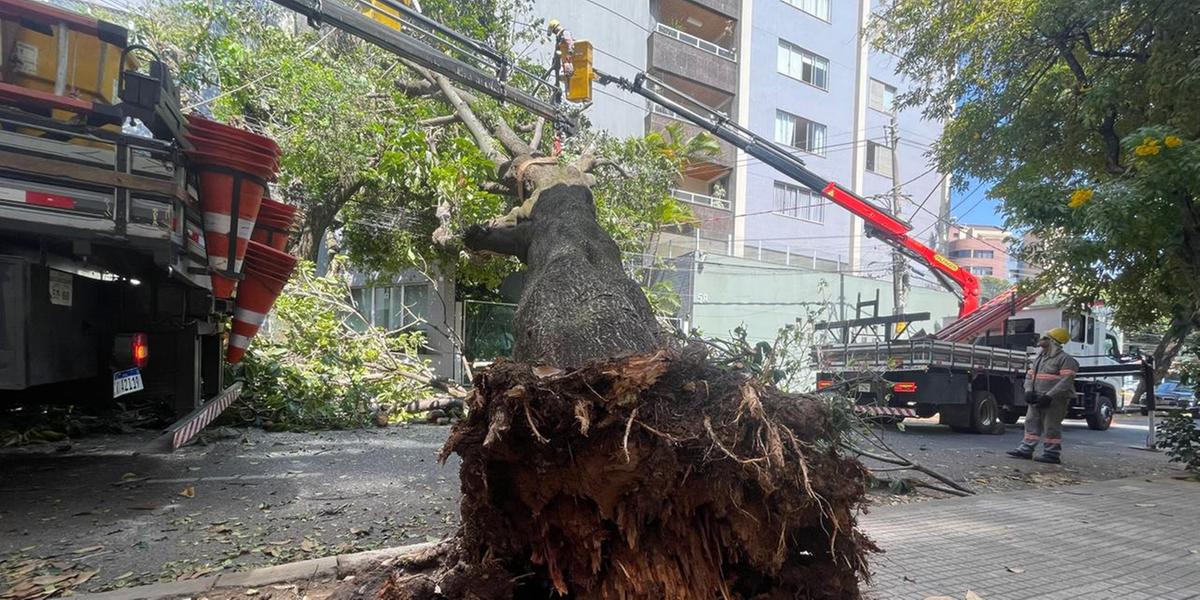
[949,177,1004,228]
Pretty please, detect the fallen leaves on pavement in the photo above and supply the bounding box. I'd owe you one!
[0,555,99,600]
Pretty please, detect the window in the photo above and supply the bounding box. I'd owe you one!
[777,41,829,90]
[782,0,831,21]
[868,79,896,113]
[1061,314,1094,344]
[866,141,893,178]
[350,283,431,334]
[773,181,824,223]
[774,110,827,155]
[969,266,993,276]
[948,249,971,259]
[973,249,994,259]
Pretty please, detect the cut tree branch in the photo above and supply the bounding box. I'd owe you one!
[395,78,438,97]
[529,117,545,154]
[480,181,516,196]
[1081,30,1150,63]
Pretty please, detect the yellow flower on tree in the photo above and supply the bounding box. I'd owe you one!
[1135,138,1161,156]
[1165,135,1183,148]
[1068,188,1094,208]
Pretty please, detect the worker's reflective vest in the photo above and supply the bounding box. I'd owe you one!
[1024,348,1079,400]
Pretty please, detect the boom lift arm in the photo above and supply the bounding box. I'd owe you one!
[595,71,980,317]
[268,0,571,127]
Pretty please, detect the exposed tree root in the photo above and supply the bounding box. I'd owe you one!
[351,346,877,599]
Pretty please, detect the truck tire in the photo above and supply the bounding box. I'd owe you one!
[969,390,1003,435]
[1086,393,1115,431]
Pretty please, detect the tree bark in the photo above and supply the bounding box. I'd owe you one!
[1132,313,1195,404]
[464,163,663,367]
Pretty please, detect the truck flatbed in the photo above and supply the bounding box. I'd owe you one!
[816,338,1029,375]
[0,109,210,290]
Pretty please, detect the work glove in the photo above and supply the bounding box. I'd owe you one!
[1026,392,1041,407]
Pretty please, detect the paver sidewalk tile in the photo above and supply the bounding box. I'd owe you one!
[865,476,1200,599]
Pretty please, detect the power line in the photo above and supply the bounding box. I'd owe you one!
[576,0,653,34]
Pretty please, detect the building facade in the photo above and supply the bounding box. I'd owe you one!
[537,0,951,272]
[947,224,1010,279]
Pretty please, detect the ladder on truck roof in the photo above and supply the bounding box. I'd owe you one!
[935,287,1041,342]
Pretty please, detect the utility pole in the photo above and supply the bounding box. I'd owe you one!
[887,115,909,337]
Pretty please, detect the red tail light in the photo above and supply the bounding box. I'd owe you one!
[131,333,149,368]
[817,379,833,390]
[893,382,917,393]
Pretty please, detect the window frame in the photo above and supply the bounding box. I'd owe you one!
[777,40,830,91]
[774,109,828,156]
[772,180,825,224]
[781,0,831,22]
[350,282,432,334]
[866,141,894,178]
[868,79,897,114]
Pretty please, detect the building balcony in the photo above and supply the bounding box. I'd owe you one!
[647,24,738,94]
[671,188,730,210]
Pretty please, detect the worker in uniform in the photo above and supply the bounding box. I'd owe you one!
[1007,327,1078,464]
[547,19,575,96]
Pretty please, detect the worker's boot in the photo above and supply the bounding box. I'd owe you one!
[1006,448,1033,459]
[1034,454,1061,464]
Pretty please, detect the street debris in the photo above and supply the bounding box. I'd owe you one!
[0,554,98,600]
[349,348,877,599]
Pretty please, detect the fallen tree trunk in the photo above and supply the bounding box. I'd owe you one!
[338,348,877,600]
[336,68,877,598]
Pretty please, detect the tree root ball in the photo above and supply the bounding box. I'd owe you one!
[367,346,878,599]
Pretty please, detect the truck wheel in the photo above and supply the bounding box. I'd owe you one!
[1086,394,1115,431]
[969,390,1002,435]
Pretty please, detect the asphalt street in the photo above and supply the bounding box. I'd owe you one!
[0,415,1185,594]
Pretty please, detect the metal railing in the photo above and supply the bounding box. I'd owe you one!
[671,188,730,210]
[654,22,736,62]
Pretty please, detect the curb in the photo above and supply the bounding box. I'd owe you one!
[73,542,437,600]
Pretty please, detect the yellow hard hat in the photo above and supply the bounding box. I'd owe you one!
[1044,328,1070,344]
[547,19,560,32]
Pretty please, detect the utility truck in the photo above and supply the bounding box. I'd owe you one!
[0,0,231,437]
[813,291,1150,434]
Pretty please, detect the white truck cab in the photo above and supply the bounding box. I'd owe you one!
[1005,303,1125,423]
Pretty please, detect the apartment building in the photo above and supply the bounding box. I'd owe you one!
[947,224,1010,279]
[947,223,1041,283]
[537,0,951,274]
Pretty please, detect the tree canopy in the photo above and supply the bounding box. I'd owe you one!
[878,0,1200,371]
[132,0,709,292]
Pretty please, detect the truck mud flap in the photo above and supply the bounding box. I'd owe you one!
[854,406,918,418]
[147,381,242,452]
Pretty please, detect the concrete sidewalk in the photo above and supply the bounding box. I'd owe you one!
[864,476,1200,600]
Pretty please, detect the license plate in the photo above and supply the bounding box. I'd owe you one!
[858,383,872,393]
[113,368,144,398]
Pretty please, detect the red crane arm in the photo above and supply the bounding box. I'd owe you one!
[822,183,981,317]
